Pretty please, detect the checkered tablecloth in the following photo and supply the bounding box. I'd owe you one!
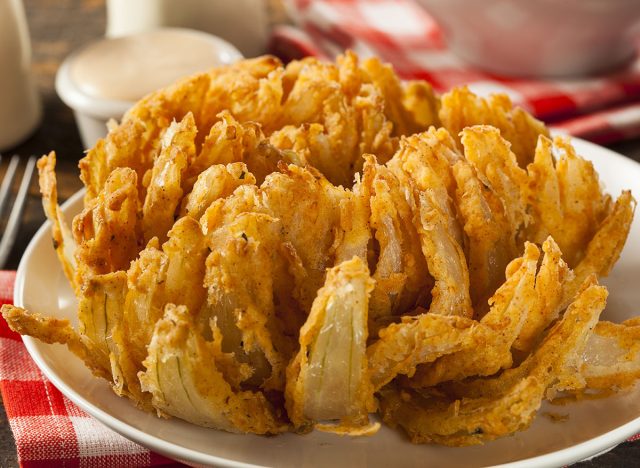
[271,0,640,144]
[0,271,185,467]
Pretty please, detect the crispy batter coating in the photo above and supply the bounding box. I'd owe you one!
[333,171,371,264]
[439,86,549,167]
[5,52,638,446]
[367,313,478,391]
[1,304,112,381]
[142,113,196,243]
[408,243,540,387]
[460,126,529,243]
[180,162,255,220]
[388,132,472,319]
[188,111,290,185]
[80,51,439,198]
[525,135,612,266]
[580,319,640,392]
[452,159,516,314]
[205,212,299,390]
[513,237,571,352]
[353,53,439,136]
[37,153,77,290]
[139,304,288,434]
[562,190,636,307]
[366,157,432,329]
[80,72,213,203]
[381,282,607,446]
[73,167,141,286]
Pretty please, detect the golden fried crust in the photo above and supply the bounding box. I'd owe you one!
[580,320,640,392]
[139,304,288,434]
[563,190,636,306]
[37,153,77,290]
[357,53,440,135]
[23,52,639,444]
[407,243,540,388]
[525,135,612,267]
[513,238,570,352]
[367,313,478,391]
[452,159,516,314]
[439,86,549,167]
[142,113,196,243]
[205,212,299,391]
[73,167,141,284]
[387,131,472,320]
[180,162,255,220]
[382,283,606,446]
[461,126,529,240]
[1,304,111,381]
[366,157,431,327]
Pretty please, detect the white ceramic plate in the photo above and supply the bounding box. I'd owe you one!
[14,138,640,468]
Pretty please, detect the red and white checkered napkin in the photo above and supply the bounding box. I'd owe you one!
[0,271,185,468]
[272,0,640,144]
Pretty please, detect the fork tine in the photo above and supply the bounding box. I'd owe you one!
[0,155,20,219]
[0,156,37,268]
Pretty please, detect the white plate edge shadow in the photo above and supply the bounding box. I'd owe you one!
[13,138,640,468]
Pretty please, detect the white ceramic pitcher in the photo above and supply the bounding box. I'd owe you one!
[0,0,41,151]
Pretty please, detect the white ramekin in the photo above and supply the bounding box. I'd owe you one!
[56,28,243,149]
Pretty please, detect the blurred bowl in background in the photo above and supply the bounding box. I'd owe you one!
[415,0,640,77]
[56,28,242,149]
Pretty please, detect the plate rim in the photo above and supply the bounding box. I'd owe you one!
[14,138,640,467]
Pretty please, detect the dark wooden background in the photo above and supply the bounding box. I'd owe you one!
[1,0,640,466]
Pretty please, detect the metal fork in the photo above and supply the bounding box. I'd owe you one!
[0,155,37,268]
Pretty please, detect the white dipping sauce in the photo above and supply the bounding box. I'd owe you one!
[69,28,242,102]
[56,28,242,148]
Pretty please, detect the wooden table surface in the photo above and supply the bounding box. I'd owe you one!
[1,0,640,466]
